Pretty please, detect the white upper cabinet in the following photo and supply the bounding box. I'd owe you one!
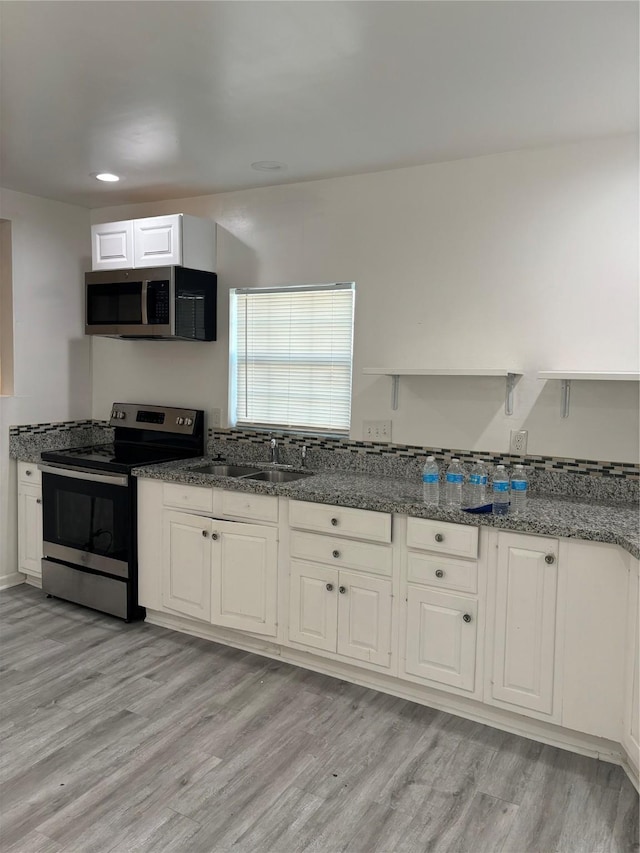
[91,214,215,271]
[91,220,135,270]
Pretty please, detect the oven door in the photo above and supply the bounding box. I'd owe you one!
[39,465,131,578]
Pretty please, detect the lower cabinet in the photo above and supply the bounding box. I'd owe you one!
[162,510,278,636]
[289,560,393,668]
[18,482,43,581]
[486,532,560,720]
[405,586,478,692]
[623,562,640,771]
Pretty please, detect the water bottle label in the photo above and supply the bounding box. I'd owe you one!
[469,474,488,486]
[445,473,464,484]
[493,482,509,493]
[511,480,528,491]
[422,473,438,484]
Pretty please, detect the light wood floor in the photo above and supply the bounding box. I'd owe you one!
[0,584,637,853]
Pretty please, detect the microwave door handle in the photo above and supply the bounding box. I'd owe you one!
[141,280,149,325]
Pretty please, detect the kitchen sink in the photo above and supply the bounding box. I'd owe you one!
[191,463,262,477]
[244,470,315,483]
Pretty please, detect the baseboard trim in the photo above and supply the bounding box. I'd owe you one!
[24,575,42,589]
[145,608,638,792]
[0,571,25,591]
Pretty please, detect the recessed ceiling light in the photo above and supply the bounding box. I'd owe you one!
[251,161,287,172]
[93,172,120,182]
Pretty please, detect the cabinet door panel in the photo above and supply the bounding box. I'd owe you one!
[405,586,477,691]
[162,511,211,621]
[134,214,182,267]
[91,221,134,270]
[289,560,338,653]
[18,485,43,578]
[337,571,393,668]
[491,533,558,715]
[211,521,278,637]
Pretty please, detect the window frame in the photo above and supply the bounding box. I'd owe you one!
[228,282,355,436]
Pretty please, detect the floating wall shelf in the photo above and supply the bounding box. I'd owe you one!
[362,368,523,415]
[537,371,640,418]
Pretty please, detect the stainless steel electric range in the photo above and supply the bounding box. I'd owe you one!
[39,403,204,621]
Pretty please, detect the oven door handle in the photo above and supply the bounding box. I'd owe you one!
[38,464,129,487]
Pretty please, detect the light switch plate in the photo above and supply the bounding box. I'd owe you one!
[363,420,392,442]
[210,408,222,428]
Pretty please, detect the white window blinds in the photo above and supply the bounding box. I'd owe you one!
[230,283,355,434]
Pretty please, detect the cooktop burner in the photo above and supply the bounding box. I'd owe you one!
[40,443,192,474]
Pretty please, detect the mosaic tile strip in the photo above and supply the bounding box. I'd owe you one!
[208,427,639,480]
[9,419,100,436]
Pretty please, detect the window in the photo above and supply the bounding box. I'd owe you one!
[229,283,355,434]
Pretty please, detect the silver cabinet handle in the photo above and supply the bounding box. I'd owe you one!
[25,469,32,476]
[36,498,42,505]
[339,586,347,594]
[462,613,472,623]
[202,530,208,538]
[332,550,340,559]
[212,533,219,541]
[545,554,555,565]
[435,569,444,578]
[326,583,334,592]
[435,533,444,543]
[331,517,339,526]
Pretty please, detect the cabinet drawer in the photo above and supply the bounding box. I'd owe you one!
[406,517,478,559]
[219,490,278,524]
[407,552,477,594]
[18,462,42,487]
[289,500,391,543]
[290,530,392,578]
[163,482,213,513]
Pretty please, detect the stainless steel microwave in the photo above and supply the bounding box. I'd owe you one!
[85,266,217,340]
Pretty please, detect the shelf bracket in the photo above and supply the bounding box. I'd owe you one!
[505,373,517,416]
[391,374,399,411]
[561,379,571,418]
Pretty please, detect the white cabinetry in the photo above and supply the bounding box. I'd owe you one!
[161,509,278,636]
[17,462,43,584]
[402,517,481,695]
[287,501,394,671]
[486,532,561,721]
[623,559,639,774]
[91,214,215,271]
[162,510,211,622]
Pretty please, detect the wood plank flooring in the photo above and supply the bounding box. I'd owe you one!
[0,584,637,853]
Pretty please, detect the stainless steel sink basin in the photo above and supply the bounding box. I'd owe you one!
[244,470,314,483]
[191,464,262,477]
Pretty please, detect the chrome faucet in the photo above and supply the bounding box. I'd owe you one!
[269,437,279,465]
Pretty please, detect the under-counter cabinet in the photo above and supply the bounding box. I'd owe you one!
[622,558,640,774]
[91,214,215,271]
[17,462,43,584]
[287,500,394,671]
[162,510,278,636]
[402,517,482,696]
[485,531,562,722]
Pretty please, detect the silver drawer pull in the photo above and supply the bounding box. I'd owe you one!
[462,613,472,623]
[332,550,340,559]
[25,469,32,476]
[435,569,444,578]
[331,517,339,526]
[545,554,555,565]
[434,533,444,543]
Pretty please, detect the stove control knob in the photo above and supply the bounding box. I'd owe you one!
[184,417,193,426]
[118,411,126,419]
[111,409,117,419]
[176,417,185,425]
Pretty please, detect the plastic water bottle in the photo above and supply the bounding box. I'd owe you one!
[492,465,510,515]
[422,456,440,505]
[445,458,464,508]
[468,460,489,508]
[510,464,528,515]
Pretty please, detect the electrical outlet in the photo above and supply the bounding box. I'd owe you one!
[210,408,222,428]
[363,420,392,442]
[510,429,528,454]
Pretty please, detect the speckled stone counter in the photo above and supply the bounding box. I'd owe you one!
[133,457,640,559]
[9,422,113,464]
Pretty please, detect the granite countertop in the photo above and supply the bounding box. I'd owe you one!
[133,457,640,559]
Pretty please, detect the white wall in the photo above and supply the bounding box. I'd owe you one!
[0,188,91,581]
[91,135,639,463]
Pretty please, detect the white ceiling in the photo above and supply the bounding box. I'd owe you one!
[1,1,637,209]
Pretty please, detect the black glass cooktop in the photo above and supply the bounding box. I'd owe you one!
[40,443,192,475]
